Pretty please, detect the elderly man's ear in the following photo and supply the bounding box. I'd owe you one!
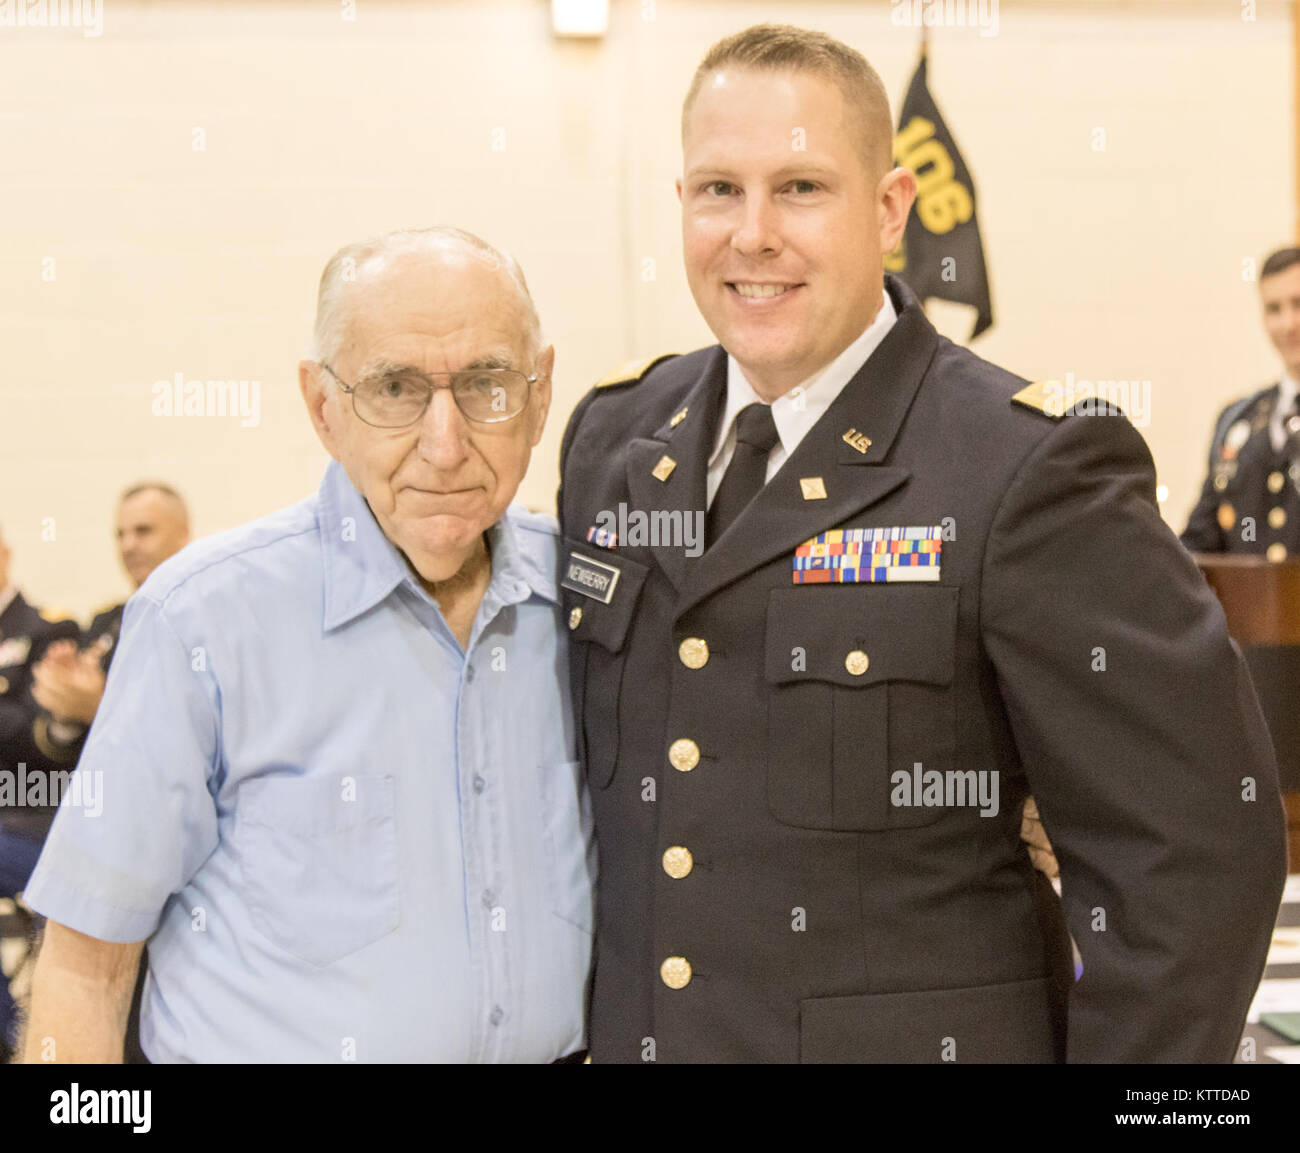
[528,345,556,448]
[299,360,341,459]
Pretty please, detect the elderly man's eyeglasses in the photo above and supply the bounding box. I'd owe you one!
[320,362,537,428]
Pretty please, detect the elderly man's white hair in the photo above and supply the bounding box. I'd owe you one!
[310,226,542,368]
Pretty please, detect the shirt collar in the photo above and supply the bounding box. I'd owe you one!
[711,289,899,466]
[0,585,17,620]
[1279,371,1299,413]
[317,460,556,632]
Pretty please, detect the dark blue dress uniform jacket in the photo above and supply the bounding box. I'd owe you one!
[0,592,80,810]
[1181,383,1300,557]
[558,275,1288,1063]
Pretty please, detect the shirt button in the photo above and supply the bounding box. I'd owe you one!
[668,738,700,772]
[1269,507,1287,530]
[489,1005,504,1026]
[466,665,476,682]
[660,956,692,989]
[845,650,870,676]
[472,775,486,794]
[662,846,694,878]
[1268,471,1286,494]
[678,637,709,669]
[482,890,496,908]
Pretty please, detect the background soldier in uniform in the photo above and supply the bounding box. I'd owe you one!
[27,482,189,1064]
[1182,247,1300,558]
[31,482,190,766]
[0,523,79,1061]
[558,24,1287,1063]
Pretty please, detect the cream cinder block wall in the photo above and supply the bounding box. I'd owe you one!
[0,0,1292,621]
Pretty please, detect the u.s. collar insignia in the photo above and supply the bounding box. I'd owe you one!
[842,428,872,454]
[562,551,621,604]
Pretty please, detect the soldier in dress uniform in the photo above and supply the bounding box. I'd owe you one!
[0,523,79,1059]
[1182,247,1300,558]
[558,25,1287,1063]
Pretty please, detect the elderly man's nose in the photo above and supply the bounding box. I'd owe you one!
[417,387,471,464]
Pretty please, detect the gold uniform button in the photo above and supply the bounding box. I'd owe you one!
[568,607,583,630]
[662,846,694,878]
[660,956,692,989]
[1268,471,1286,494]
[1269,507,1287,530]
[1213,473,1229,492]
[678,637,709,669]
[845,650,870,676]
[668,738,700,772]
[1267,542,1288,562]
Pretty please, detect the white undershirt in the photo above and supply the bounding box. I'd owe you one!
[1272,372,1299,454]
[707,290,899,507]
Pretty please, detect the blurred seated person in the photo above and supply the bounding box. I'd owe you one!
[1182,247,1300,559]
[32,483,190,758]
[0,522,79,1061]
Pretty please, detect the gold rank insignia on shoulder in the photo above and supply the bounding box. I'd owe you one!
[1011,381,1069,420]
[594,353,677,389]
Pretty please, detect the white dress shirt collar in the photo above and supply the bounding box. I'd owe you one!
[1272,372,1299,453]
[710,290,899,470]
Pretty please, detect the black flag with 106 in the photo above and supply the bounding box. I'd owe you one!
[886,55,993,339]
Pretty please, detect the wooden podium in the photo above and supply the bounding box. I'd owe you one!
[1195,555,1300,872]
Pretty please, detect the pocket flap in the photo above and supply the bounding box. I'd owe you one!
[560,542,650,654]
[765,585,957,687]
[801,975,1061,1063]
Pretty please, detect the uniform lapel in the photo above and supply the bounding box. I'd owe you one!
[625,348,727,591]
[678,277,939,617]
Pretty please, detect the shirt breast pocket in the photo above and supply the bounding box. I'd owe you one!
[561,543,649,790]
[235,774,400,967]
[763,585,958,831]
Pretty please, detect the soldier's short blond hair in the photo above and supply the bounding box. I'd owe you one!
[682,23,895,184]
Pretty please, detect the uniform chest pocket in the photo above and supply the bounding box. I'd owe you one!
[235,774,400,967]
[763,585,958,831]
[561,543,650,790]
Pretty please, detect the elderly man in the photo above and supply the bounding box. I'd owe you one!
[19,227,593,1063]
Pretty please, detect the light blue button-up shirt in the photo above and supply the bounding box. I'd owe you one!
[25,460,595,1063]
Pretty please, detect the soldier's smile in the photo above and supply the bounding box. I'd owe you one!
[726,281,805,309]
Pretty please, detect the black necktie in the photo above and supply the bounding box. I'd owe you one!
[707,403,779,546]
